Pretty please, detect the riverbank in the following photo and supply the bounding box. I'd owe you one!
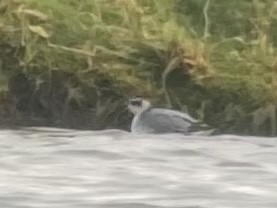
[0,0,276,136]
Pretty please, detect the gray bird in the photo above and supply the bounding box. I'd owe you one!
[128,97,214,135]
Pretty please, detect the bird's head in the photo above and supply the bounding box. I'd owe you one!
[128,97,151,115]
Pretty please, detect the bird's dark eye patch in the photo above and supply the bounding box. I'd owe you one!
[130,100,142,106]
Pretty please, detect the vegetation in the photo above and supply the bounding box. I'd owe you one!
[0,0,276,136]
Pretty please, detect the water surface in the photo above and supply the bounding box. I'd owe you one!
[0,128,276,208]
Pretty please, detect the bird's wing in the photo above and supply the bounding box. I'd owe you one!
[152,108,199,123]
[140,108,195,133]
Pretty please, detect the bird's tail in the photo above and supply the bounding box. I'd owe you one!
[189,122,216,136]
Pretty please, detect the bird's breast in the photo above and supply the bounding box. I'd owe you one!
[131,113,154,133]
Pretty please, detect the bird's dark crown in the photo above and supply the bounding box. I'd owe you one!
[129,98,143,106]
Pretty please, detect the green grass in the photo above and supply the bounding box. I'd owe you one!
[0,0,276,135]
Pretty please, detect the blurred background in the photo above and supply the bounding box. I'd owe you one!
[0,0,276,136]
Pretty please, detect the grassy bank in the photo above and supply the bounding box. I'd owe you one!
[0,0,276,136]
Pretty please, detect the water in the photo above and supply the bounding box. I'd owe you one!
[0,127,276,208]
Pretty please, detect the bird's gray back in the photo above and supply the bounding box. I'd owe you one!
[152,108,198,123]
[137,108,196,134]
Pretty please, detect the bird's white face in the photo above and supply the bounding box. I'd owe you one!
[128,98,151,115]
